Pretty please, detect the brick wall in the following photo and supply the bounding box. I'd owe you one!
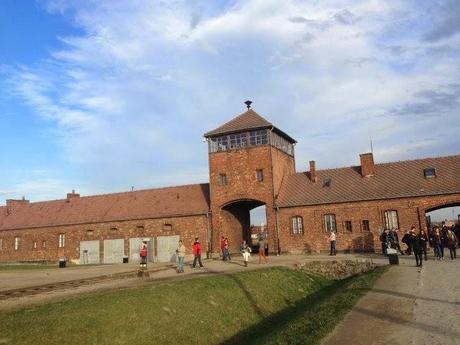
[0,215,208,263]
[277,193,460,254]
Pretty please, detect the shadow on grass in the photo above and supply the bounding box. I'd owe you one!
[220,273,368,345]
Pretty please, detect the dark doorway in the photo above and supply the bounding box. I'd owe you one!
[221,199,266,252]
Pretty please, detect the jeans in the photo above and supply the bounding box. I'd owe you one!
[192,254,203,268]
[330,241,336,255]
[434,244,442,258]
[440,243,445,258]
[177,256,185,272]
[415,252,423,266]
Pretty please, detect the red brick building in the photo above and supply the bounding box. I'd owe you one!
[1,107,459,262]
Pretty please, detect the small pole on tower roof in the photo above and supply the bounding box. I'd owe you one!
[244,100,252,109]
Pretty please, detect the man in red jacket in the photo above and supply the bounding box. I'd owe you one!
[192,237,204,268]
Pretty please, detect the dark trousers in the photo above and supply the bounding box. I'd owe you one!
[440,244,445,258]
[381,242,387,255]
[421,245,427,260]
[415,252,423,266]
[192,254,203,267]
[405,244,413,255]
[330,241,336,255]
[449,247,457,260]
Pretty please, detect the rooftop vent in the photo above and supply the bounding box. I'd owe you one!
[323,177,331,187]
[423,168,436,178]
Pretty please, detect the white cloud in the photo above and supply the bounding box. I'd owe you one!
[2,0,460,203]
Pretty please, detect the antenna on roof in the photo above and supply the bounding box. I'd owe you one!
[370,137,374,154]
[244,100,252,109]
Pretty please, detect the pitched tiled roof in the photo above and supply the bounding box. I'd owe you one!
[0,184,210,231]
[277,155,460,207]
[204,109,273,137]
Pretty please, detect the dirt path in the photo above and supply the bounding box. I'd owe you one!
[322,257,460,345]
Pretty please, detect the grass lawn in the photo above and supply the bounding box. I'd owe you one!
[0,263,59,271]
[0,266,387,345]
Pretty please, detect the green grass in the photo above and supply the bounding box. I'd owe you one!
[0,266,387,345]
[0,263,59,271]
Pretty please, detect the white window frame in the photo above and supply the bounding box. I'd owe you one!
[324,214,337,232]
[291,216,304,235]
[58,234,65,248]
[384,210,399,230]
[14,237,20,251]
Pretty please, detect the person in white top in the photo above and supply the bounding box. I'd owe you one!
[328,231,337,256]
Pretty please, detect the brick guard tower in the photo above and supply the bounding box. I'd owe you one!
[204,103,296,254]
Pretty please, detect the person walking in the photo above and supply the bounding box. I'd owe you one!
[419,229,429,261]
[440,224,448,259]
[192,237,203,268]
[222,237,231,261]
[220,236,226,259]
[140,241,148,267]
[446,227,458,260]
[380,229,389,255]
[240,240,251,267]
[176,239,186,273]
[413,232,424,267]
[328,231,337,256]
[433,227,443,260]
[258,234,268,264]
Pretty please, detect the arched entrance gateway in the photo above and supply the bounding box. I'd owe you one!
[220,199,267,252]
[425,202,460,231]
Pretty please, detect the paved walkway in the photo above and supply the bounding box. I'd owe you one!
[322,257,460,345]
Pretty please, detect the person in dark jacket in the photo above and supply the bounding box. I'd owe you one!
[419,229,429,261]
[192,238,203,268]
[380,229,389,255]
[402,228,415,255]
[413,232,424,267]
[440,224,448,259]
[389,229,404,255]
[446,227,458,260]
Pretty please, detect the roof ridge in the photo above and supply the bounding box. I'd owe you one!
[1,182,209,207]
[296,153,460,174]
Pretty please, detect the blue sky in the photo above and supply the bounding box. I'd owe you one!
[1,0,459,221]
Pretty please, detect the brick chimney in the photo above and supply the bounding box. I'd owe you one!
[6,197,30,214]
[66,190,80,200]
[309,160,317,182]
[360,153,375,177]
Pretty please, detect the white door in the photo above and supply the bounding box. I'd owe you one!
[103,239,125,264]
[80,240,100,264]
[156,235,179,262]
[129,238,154,263]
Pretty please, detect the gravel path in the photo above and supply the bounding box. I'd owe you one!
[322,257,460,345]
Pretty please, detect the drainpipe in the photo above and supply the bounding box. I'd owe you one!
[275,206,281,255]
[206,212,212,258]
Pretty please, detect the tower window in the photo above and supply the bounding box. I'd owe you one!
[423,168,436,178]
[219,173,228,186]
[256,169,264,182]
